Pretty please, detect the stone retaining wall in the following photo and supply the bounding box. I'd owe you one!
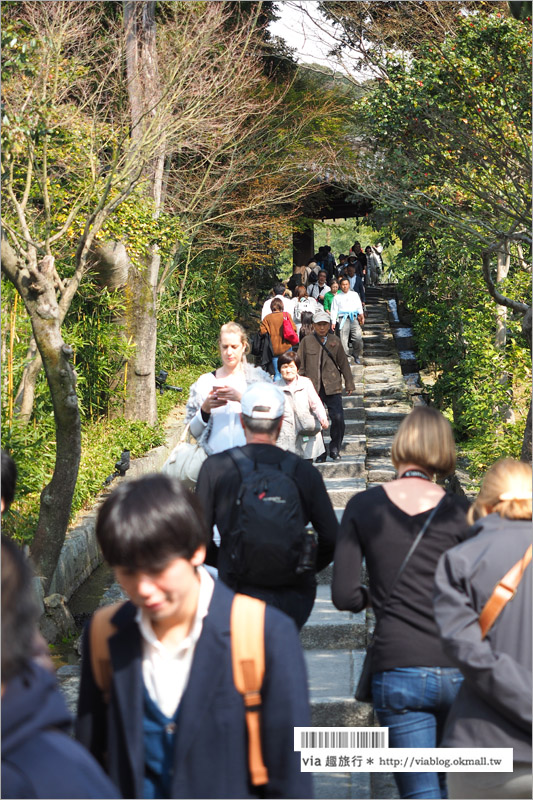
[46,415,186,603]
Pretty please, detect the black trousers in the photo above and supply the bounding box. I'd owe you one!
[236,583,316,630]
[319,388,345,455]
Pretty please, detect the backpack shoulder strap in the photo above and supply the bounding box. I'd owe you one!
[231,593,269,787]
[227,447,255,478]
[278,450,298,480]
[89,601,125,703]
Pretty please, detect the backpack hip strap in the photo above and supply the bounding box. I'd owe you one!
[231,593,268,787]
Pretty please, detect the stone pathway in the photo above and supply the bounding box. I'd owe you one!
[302,284,422,799]
[57,284,419,799]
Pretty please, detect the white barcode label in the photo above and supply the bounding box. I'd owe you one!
[295,727,389,750]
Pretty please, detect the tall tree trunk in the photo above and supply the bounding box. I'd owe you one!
[123,253,159,423]
[120,0,163,423]
[495,241,514,422]
[1,242,80,594]
[495,241,510,349]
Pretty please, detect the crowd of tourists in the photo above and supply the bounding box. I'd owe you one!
[1,236,531,800]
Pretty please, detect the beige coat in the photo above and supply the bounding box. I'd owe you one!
[275,376,328,460]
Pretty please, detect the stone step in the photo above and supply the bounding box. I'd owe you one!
[363,330,394,338]
[364,348,396,357]
[300,585,366,650]
[367,467,396,483]
[305,649,373,726]
[365,406,410,422]
[343,419,365,435]
[363,336,394,345]
[364,385,406,399]
[325,477,366,506]
[363,356,400,367]
[324,419,364,435]
[343,384,364,396]
[343,407,365,421]
[339,435,367,455]
[364,372,404,385]
[364,396,405,408]
[342,395,365,409]
[366,438,394,458]
[316,563,334,584]
[366,456,394,471]
[366,422,403,437]
[315,456,366,479]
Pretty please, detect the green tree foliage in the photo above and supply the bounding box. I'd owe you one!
[355,11,531,248]
[395,233,530,453]
[322,5,532,464]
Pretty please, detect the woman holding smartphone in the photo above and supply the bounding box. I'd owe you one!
[185,322,270,455]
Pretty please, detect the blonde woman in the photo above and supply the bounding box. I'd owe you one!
[185,322,270,455]
[332,405,471,799]
[434,459,532,799]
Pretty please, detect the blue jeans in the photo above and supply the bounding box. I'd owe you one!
[372,667,463,800]
[272,348,292,381]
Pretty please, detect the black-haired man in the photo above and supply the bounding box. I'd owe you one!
[76,472,312,799]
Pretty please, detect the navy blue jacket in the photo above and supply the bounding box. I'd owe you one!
[1,661,119,799]
[76,579,313,799]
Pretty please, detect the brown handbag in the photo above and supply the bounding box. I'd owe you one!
[478,543,532,639]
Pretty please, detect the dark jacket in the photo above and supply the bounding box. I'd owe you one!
[434,513,532,761]
[298,331,355,396]
[197,442,338,586]
[2,662,118,799]
[76,580,312,799]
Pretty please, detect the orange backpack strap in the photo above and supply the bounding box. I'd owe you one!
[89,602,125,703]
[231,594,269,787]
[479,544,532,639]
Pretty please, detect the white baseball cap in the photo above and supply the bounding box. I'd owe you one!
[241,382,285,419]
[313,310,331,324]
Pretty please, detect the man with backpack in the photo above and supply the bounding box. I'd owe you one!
[196,383,338,630]
[76,473,312,799]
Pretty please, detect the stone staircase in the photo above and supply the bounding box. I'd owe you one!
[301,284,420,799]
[56,284,416,799]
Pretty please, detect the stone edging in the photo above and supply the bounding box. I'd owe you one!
[35,413,187,616]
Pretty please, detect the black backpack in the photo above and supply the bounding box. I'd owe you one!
[225,448,313,587]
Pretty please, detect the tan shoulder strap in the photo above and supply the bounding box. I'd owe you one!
[479,544,532,639]
[231,594,268,787]
[89,602,125,703]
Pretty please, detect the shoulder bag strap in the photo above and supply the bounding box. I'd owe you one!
[478,543,532,639]
[313,332,343,376]
[372,495,446,631]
